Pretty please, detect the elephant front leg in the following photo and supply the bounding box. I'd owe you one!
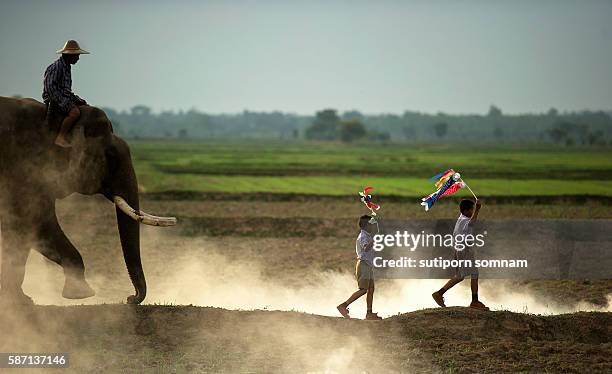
[35,216,95,300]
[0,225,34,305]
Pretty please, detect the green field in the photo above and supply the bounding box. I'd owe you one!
[129,140,612,197]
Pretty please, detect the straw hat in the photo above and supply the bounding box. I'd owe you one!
[56,40,90,54]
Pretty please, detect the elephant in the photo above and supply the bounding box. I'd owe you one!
[0,96,176,305]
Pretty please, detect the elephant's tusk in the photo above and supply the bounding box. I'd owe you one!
[113,196,177,227]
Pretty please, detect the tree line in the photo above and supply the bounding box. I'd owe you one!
[100,104,611,145]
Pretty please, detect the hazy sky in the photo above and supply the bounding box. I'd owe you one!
[1,0,611,114]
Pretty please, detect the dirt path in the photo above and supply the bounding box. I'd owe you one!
[0,305,609,373]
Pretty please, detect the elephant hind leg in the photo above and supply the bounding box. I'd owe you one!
[34,216,95,299]
[0,222,34,305]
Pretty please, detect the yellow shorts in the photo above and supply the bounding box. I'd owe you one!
[355,260,374,289]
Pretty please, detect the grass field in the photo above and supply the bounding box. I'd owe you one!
[129,141,612,197]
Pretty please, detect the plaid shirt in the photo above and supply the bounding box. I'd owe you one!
[42,57,83,111]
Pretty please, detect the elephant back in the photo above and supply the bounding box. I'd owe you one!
[0,97,55,163]
[0,97,113,191]
[0,96,113,153]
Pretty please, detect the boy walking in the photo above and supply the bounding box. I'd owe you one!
[337,215,382,320]
[432,199,489,310]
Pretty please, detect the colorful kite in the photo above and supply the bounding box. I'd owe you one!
[359,186,380,223]
[420,169,477,211]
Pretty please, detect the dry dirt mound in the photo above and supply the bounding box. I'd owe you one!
[0,305,609,373]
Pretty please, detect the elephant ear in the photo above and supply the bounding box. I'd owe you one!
[105,138,120,176]
[73,126,86,148]
[68,126,87,171]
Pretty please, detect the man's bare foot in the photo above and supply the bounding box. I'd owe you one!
[365,312,382,320]
[55,136,72,148]
[469,300,490,311]
[337,304,350,318]
[432,291,446,307]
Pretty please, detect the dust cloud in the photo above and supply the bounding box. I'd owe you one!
[2,213,609,373]
[5,233,408,372]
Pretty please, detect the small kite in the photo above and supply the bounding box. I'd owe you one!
[420,169,477,211]
[359,186,380,223]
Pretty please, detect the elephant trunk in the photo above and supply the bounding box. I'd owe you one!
[112,145,147,304]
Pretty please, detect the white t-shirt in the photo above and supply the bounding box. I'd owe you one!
[453,214,473,250]
[355,229,374,266]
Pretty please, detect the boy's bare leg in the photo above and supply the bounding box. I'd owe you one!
[366,283,374,312]
[432,277,463,307]
[365,281,382,320]
[469,277,489,310]
[343,288,367,306]
[55,105,80,148]
[443,277,463,291]
[337,288,367,318]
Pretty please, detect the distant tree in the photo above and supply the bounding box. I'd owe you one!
[547,127,567,144]
[547,107,559,117]
[487,105,502,117]
[178,129,189,139]
[305,109,340,141]
[369,131,391,142]
[342,110,364,121]
[433,122,448,138]
[402,125,416,141]
[587,130,605,146]
[556,121,589,145]
[131,105,152,116]
[576,124,589,145]
[340,119,367,143]
[493,127,504,140]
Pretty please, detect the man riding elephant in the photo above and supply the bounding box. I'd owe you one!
[43,40,89,148]
[0,95,177,305]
